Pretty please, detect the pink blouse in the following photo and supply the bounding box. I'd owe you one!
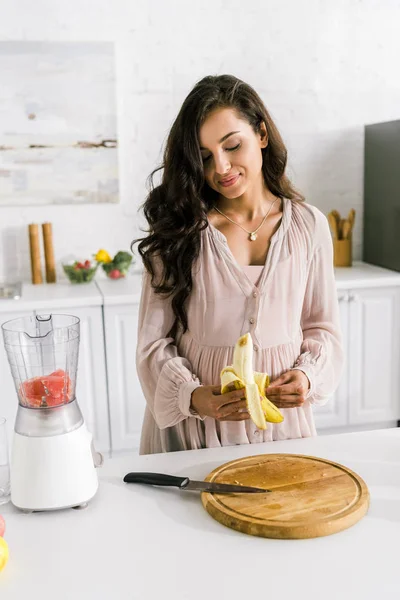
[136,199,344,454]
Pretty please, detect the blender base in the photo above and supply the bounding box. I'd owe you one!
[11,422,99,512]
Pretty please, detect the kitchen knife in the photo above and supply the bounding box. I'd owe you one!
[123,472,270,494]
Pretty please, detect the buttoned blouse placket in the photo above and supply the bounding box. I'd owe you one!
[208,198,291,352]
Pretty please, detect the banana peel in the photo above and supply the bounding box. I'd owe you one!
[220,333,284,430]
[253,371,284,424]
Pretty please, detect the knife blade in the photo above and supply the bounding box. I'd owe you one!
[123,472,271,494]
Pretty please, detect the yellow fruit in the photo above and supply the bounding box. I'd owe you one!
[220,335,284,430]
[253,372,284,423]
[254,370,284,423]
[0,537,9,572]
[220,366,245,394]
[260,396,284,423]
[245,383,267,430]
[254,371,269,395]
[233,333,254,385]
[227,333,267,430]
[95,249,112,263]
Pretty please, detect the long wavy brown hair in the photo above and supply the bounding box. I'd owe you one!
[131,74,304,339]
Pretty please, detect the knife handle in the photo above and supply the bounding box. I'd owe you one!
[123,472,189,488]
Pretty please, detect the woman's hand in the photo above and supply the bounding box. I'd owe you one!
[265,370,310,408]
[190,385,250,421]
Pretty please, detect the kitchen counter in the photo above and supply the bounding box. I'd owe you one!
[1,262,400,313]
[1,428,400,600]
[334,260,400,289]
[95,261,400,305]
[0,281,102,313]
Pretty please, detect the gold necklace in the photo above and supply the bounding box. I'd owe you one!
[213,197,279,241]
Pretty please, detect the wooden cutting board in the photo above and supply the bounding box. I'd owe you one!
[201,454,369,539]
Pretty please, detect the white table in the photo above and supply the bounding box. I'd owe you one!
[1,428,400,599]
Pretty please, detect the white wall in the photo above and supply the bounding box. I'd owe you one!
[1,0,400,282]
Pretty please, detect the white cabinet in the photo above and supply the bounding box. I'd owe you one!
[67,306,110,454]
[102,303,145,454]
[313,292,349,429]
[348,287,400,424]
[314,285,400,431]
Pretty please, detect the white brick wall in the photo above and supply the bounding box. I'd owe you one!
[1,0,400,281]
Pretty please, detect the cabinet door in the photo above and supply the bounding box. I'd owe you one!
[103,303,145,453]
[313,292,349,429]
[34,305,111,453]
[348,286,400,424]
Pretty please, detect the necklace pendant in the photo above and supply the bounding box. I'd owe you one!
[249,232,257,241]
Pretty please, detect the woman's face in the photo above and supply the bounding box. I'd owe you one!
[199,107,268,198]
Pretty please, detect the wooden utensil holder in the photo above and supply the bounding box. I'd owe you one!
[334,238,352,267]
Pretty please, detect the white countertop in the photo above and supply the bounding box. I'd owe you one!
[1,428,400,599]
[96,271,143,305]
[94,261,400,307]
[334,261,400,289]
[1,262,400,314]
[96,261,400,304]
[0,281,102,313]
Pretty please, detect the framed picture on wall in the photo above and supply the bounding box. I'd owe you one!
[0,41,119,206]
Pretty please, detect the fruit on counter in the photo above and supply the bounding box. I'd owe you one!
[19,369,73,408]
[96,250,134,279]
[0,515,4,537]
[220,333,284,430]
[94,249,112,263]
[108,269,124,279]
[75,260,91,270]
[0,537,8,572]
[63,259,98,283]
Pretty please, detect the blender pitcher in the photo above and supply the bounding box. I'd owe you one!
[1,313,101,511]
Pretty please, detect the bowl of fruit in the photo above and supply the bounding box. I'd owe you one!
[95,249,134,280]
[62,258,98,284]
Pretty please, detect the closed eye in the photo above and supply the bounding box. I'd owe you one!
[226,143,241,153]
[202,143,241,163]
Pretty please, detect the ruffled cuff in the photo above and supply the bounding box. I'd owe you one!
[154,359,204,429]
[179,379,204,420]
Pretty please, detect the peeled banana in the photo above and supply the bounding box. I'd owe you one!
[220,333,284,430]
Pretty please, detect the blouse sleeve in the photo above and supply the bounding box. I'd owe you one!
[291,209,344,405]
[135,262,204,430]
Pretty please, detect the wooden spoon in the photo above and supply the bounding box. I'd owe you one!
[342,220,352,239]
[328,212,339,239]
[338,218,347,240]
[347,209,356,232]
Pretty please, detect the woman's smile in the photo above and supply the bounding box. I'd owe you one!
[219,173,241,187]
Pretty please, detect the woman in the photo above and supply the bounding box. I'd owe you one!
[132,74,343,455]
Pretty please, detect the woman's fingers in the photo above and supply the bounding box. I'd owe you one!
[271,397,304,407]
[216,388,246,407]
[217,399,248,419]
[220,412,250,421]
[266,383,305,397]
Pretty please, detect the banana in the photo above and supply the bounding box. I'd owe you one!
[254,371,284,423]
[220,333,284,430]
[221,366,245,394]
[233,333,255,385]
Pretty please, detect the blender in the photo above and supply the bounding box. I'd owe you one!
[1,313,101,511]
